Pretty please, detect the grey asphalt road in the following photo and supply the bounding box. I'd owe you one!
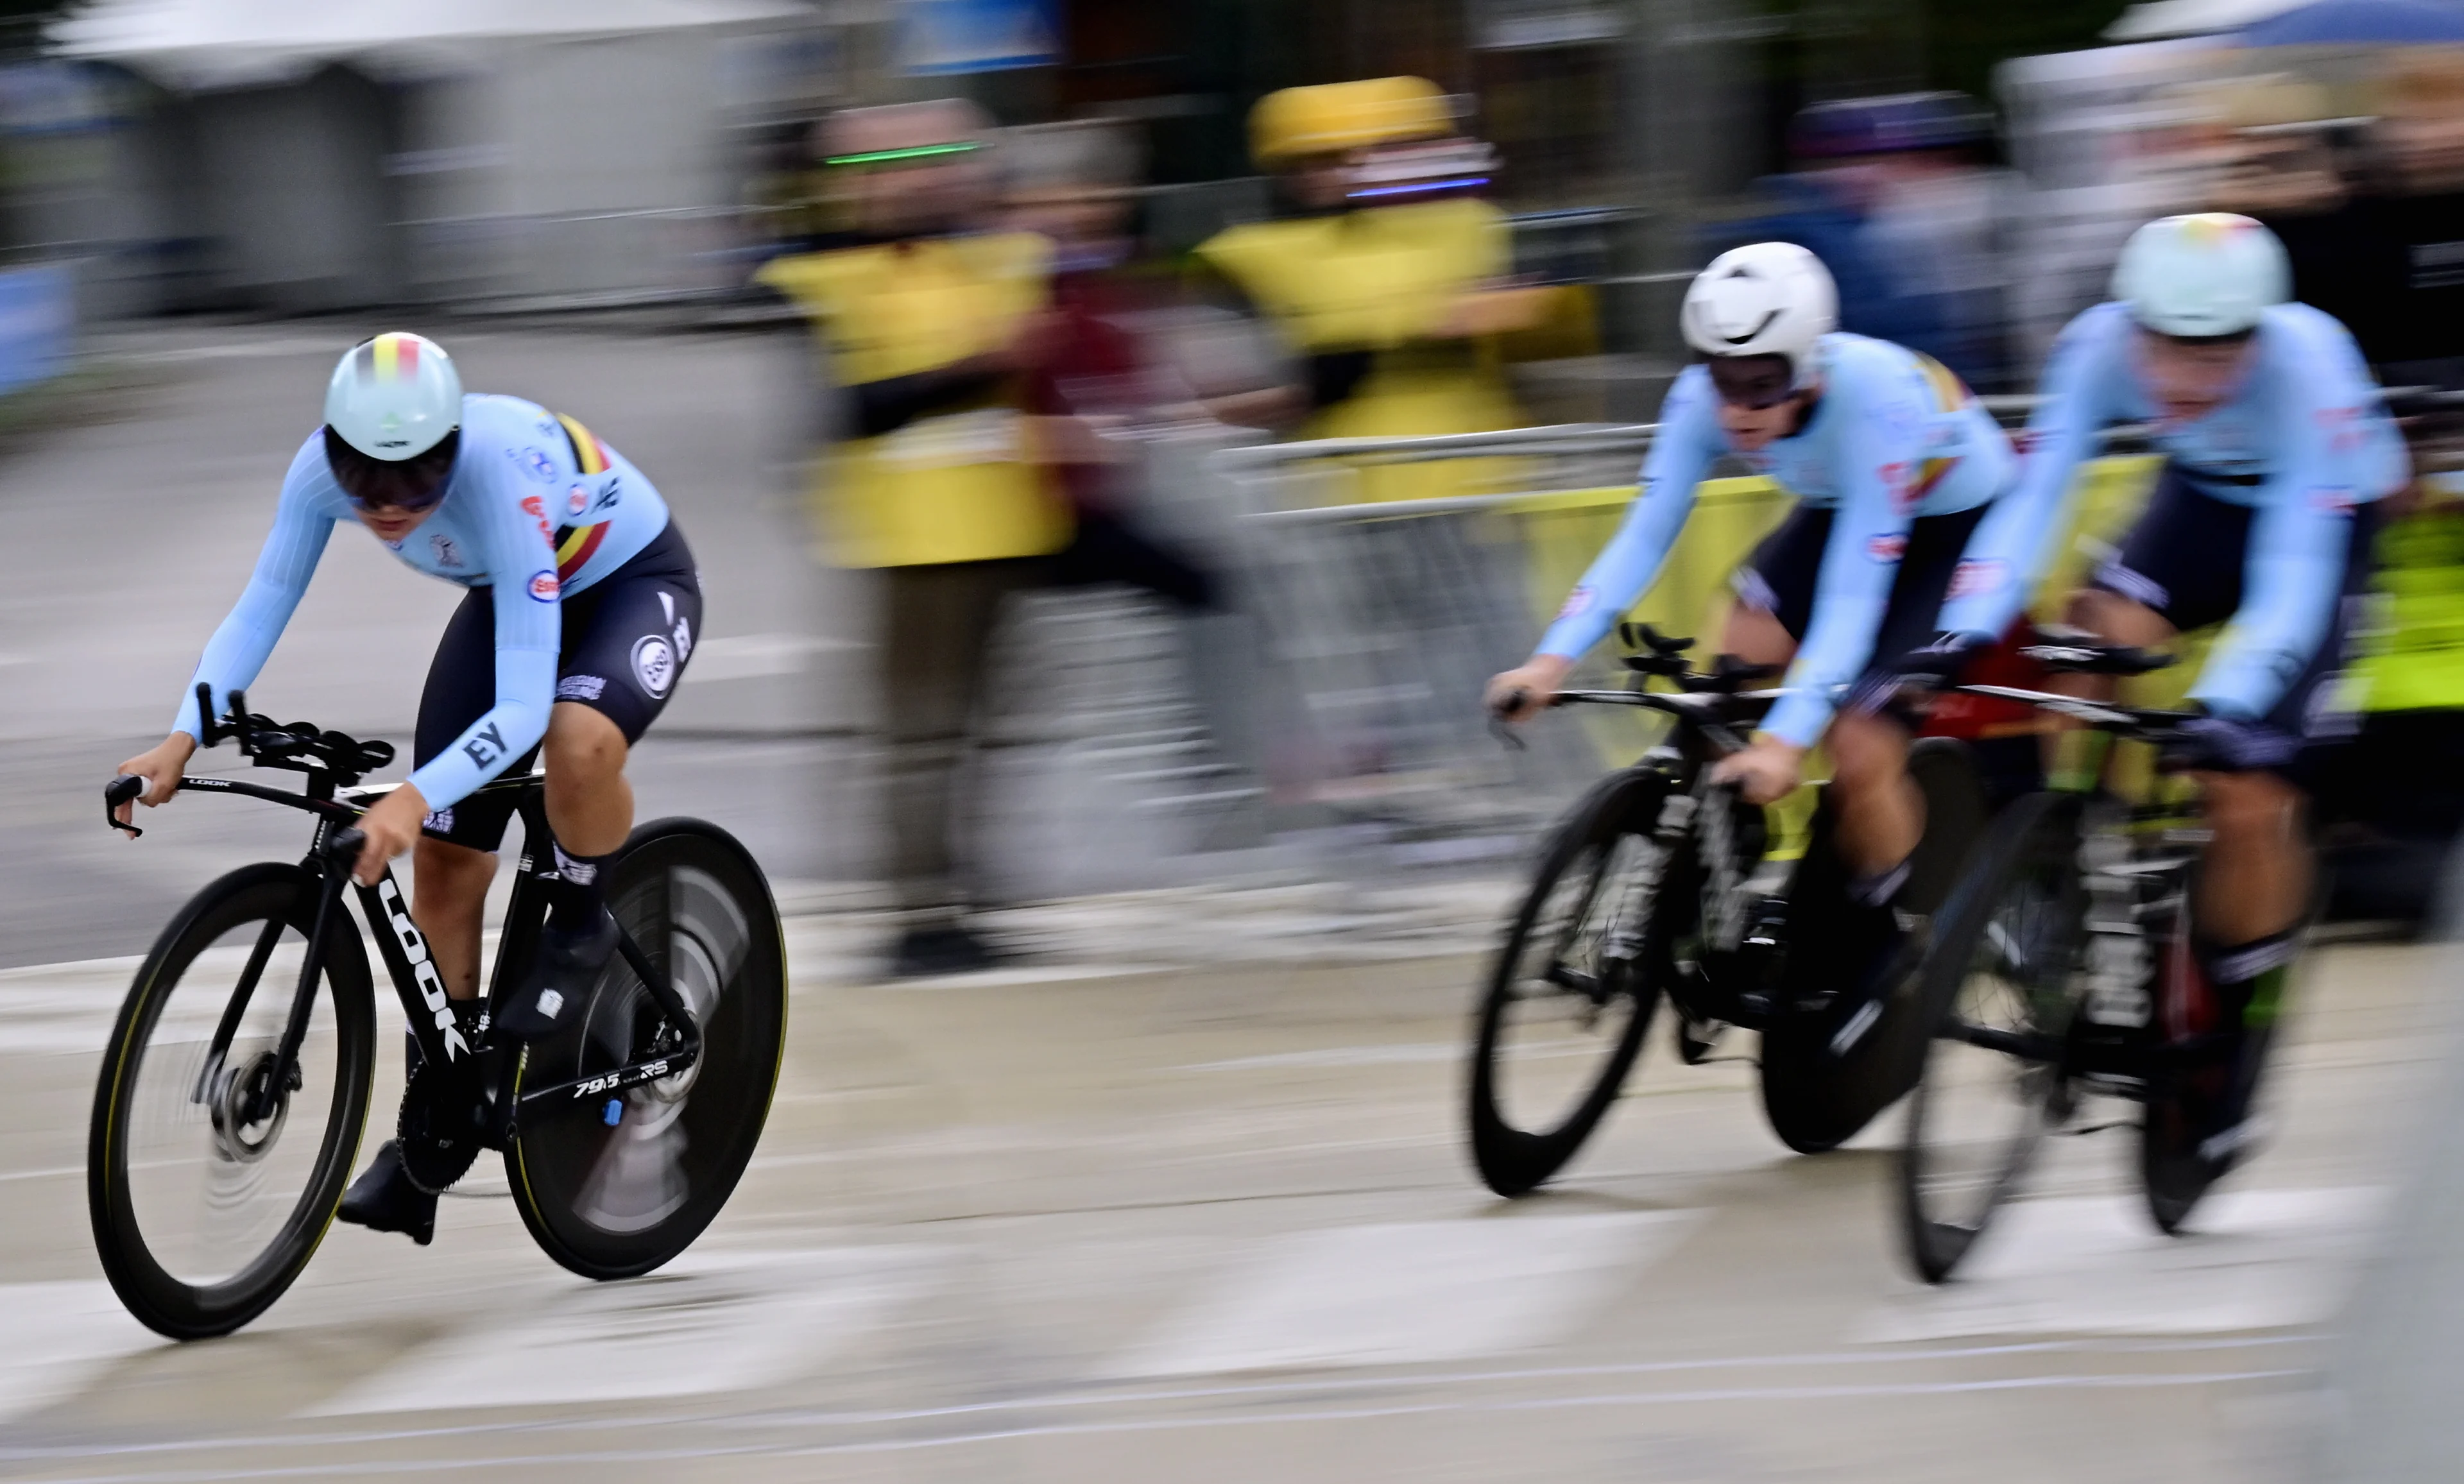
[0,918,2442,1481]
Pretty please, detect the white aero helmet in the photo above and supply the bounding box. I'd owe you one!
[2111,214,2289,339]
[1681,243,1838,386]
[325,332,462,459]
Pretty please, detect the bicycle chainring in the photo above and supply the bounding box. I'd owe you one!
[398,1057,486,1195]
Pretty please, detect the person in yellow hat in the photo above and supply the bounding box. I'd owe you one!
[756,99,1072,976]
[1195,77,1555,503]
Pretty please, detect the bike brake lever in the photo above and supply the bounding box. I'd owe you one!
[105,773,144,839]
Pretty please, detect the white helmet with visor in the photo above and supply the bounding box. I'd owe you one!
[2110,214,2289,339]
[1681,243,1838,389]
[325,332,462,461]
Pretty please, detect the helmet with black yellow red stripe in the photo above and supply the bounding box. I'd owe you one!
[325,331,463,461]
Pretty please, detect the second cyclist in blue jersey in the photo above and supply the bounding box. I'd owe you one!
[1928,213,2408,1180]
[111,332,702,1245]
[1487,241,2015,1002]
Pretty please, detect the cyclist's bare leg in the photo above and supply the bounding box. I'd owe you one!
[411,838,492,1000]
[1715,602,1917,878]
[1827,710,1921,878]
[542,702,633,855]
[2059,588,2309,944]
[2194,769,2309,944]
[1719,601,1794,670]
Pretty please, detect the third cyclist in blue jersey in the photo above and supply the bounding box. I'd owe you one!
[1486,241,2016,1016]
[1927,213,2409,1179]
[111,333,703,1246]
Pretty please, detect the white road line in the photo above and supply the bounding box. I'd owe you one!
[1856,1186,2388,1342]
[1111,1211,1700,1376]
[306,1247,944,1417]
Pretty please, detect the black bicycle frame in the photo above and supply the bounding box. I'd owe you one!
[145,765,703,1142]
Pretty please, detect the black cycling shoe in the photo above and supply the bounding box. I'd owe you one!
[496,912,619,1040]
[2144,1022,2273,1231]
[890,923,1003,978]
[336,1140,438,1246]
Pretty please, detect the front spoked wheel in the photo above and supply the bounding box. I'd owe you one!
[508,819,786,1279]
[1900,792,2090,1283]
[1467,769,1678,1197]
[89,864,375,1339]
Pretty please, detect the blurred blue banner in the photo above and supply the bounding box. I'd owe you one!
[897,0,1059,74]
[0,264,71,396]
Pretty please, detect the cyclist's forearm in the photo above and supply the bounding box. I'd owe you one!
[176,577,311,738]
[2192,501,2355,717]
[403,649,555,810]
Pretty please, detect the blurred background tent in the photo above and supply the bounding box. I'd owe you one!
[46,0,812,313]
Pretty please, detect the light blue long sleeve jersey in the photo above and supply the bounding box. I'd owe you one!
[1938,301,2408,719]
[176,393,671,810]
[1537,333,2014,747]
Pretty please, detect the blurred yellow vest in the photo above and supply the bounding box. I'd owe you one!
[1198,198,1526,503]
[757,233,1072,568]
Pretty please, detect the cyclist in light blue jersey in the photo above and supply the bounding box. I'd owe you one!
[1924,213,2410,1175]
[1488,241,2015,1003]
[112,333,703,1245]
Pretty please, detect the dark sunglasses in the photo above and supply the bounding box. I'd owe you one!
[1702,355,1799,411]
[341,474,450,515]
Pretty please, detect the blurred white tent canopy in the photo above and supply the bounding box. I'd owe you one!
[2107,0,2307,39]
[53,0,810,90]
[47,0,819,313]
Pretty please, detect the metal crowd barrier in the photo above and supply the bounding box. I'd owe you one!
[1187,413,2177,868]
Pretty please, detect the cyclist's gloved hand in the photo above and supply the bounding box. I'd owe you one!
[2159,708,2299,774]
[1887,631,1992,690]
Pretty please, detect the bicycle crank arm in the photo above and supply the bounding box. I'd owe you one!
[516,1043,702,1113]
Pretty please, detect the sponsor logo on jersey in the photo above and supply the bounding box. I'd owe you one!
[631,635,676,697]
[556,674,608,701]
[1557,585,1595,620]
[515,447,559,482]
[529,569,560,602]
[1946,558,2006,600]
[2308,484,2357,515]
[518,493,552,541]
[429,533,463,569]
[566,486,589,518]
[421,807,454,833]
[673,613,694,662]
[1867,533,1908,563]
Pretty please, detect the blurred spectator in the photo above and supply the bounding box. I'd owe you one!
[755,99,1072,977]
[1192,76,1552,503]
[1002,121,1263,805]
[1717,93,2015,389]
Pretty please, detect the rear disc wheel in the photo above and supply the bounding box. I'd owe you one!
[507,819,786,1280]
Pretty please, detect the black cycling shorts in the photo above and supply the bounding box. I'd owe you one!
[1733,499,1990,683]
[2088,464,2380,748]
[415,521,700,851]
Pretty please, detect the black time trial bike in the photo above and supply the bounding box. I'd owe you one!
[1897,638,2288,1281]
[90,688,787,1339]
[1467,626,1987,1197]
